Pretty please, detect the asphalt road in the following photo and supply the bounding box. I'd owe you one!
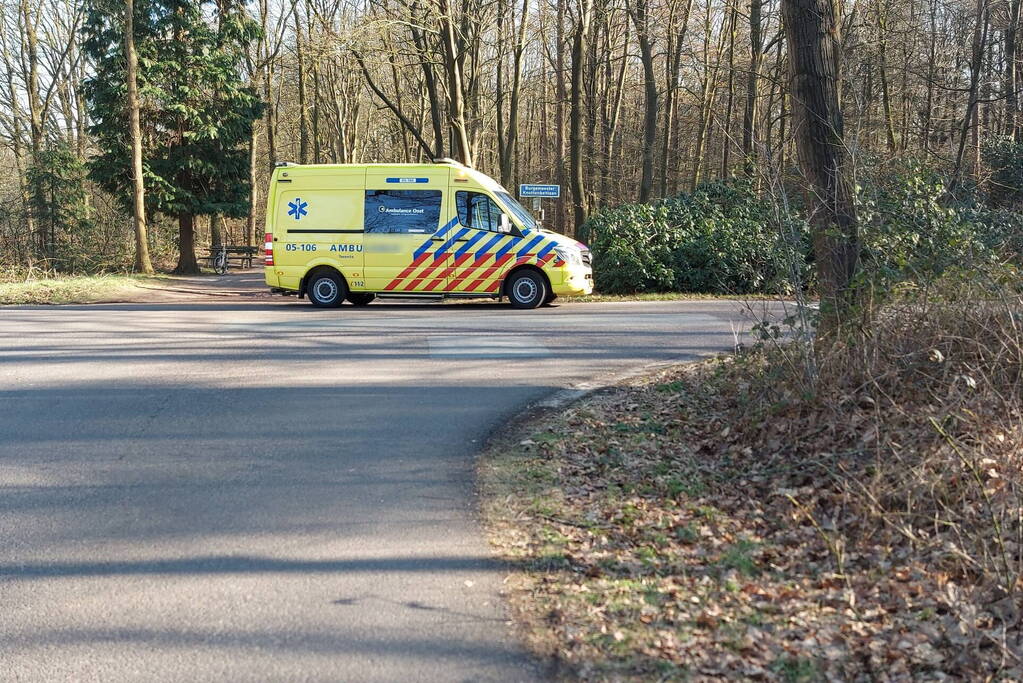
[0,273,773,681]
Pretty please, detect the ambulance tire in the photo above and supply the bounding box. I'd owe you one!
[506,270,547,309]
[543,292,558,306]
[347,292,376,306]
[307,270,347,308]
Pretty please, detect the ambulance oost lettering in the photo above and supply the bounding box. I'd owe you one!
[329,244,363,252]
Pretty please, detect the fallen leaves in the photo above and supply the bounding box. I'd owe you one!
[480,322,1023,681]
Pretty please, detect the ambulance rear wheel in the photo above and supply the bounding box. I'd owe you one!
[507,270,547,310]
[347,292,376,306]
[307,270,346,308]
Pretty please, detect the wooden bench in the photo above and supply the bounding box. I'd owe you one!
[200,245,260,269]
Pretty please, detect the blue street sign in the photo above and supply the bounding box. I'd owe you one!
[519,184,561,198]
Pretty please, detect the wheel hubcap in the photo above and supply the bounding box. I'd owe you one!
[513,278,537,303]
[313,279,337,302]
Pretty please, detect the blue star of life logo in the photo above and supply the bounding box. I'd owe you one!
[287,198,308,220]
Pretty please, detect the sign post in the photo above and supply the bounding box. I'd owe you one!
[519,184,560,226]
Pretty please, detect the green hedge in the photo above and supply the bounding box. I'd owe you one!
[580,165,1023,295]
[579,180,807,295]
[858,158,1022,286]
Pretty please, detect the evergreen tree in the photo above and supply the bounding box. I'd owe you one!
[83,0,262,273]
[27,143,96,272]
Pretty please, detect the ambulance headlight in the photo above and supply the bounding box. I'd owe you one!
[554,245,583,267]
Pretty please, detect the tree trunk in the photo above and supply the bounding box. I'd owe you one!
[720,1,738,176]
[691,0,721,191]
[876,7,898,152]
[951,0,988,188]
[438,0,473,166]
[246,130,259,247]
[295,7,309,163]
[629,0,657,202]
[500,0,529,186]
[569,0,593,233]
[742,0,762,176]
[211,215,225,248]
[409,2,444,157]
[554,0,567,233]
[1006,0,1021,139]
[20,0,42,155]
[174,213,200,274]
[125,0,154,274]
[782,0,859,328]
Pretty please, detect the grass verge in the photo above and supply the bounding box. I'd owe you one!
[0,274,170,305]
[481,277,1022,680]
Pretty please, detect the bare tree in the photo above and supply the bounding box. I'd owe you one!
[125,0,153,273]
[569,0,594,231]
[626,0,656,202]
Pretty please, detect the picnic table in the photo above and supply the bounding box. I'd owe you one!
[200,245,260,270]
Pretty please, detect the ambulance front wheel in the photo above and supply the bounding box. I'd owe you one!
[307,270,347,308]
[506,270,547,310]
[347,292,376,306]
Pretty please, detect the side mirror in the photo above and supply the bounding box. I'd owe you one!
[498,213,512,234]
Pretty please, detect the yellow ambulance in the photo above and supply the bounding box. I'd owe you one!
[263,159,593,308]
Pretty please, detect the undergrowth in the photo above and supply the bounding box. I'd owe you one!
[482,269,1023,680]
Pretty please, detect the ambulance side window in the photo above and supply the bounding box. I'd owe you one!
[456,191,502,232]
[364,190,442,234]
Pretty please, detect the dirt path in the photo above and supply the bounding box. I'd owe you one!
[129,269,272,302]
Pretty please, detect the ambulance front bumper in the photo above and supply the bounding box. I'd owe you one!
[554,266,594,296]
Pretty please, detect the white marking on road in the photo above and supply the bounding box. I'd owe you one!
[428,335,550,359]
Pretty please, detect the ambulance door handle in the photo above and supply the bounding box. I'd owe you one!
[430,236,445,241]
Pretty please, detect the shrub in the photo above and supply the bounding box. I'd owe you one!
[26,143,97,273]
[578,202,679,293]
[581,160,1023,296]
[984,136,1023,210]
[581,180,808,295]
[856,158,1013,287]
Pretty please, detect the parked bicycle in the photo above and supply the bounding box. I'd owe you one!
[213,244,228,275]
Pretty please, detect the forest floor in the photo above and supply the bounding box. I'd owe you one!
[480,293,1022,681]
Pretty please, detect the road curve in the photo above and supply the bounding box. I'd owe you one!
[0,275,770,681]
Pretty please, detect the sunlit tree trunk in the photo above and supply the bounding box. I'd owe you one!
[569,0,593,233]
[438,0,473,166]
[627,0,657,202]
[782,0,859,329]
[125,0,154,273]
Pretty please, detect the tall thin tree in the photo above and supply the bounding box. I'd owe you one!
[125,0,153,274]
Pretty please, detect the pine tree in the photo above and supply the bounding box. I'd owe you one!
[83,0,263,273]
[26,143,95,272]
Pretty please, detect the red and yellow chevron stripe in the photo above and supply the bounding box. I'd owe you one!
[383,231,562,293]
